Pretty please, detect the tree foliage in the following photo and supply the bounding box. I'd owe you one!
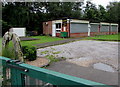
[106,2,120,31]
[2,1,120,35]
[106,2,120,22]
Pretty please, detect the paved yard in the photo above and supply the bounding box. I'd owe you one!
[46,61,118,86]
[37,40,119,86]
[37,40,119,72]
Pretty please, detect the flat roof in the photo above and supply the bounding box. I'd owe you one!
[110,23,118,26]
[43,19,118,25]
[70,19,89,23]
[90,23,100,25]
[100,22,110,25]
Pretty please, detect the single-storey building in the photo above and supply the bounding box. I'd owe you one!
[43,19,118,37]
[110,23,118,34]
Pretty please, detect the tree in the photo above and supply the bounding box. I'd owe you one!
[44,2,84,19]
[44,2,73,19]
[106,1,120,32]
[2,1,120,34]
[83,1,99,22]
[71,2,84,19]
[98,5,107,22]
[2,2,45,34]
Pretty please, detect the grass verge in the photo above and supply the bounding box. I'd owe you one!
[85,34,119,41]
[21,36,64,47]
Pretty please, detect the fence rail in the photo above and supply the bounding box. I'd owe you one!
[0,56,112,87]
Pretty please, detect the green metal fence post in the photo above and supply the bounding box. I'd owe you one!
[11,68,18,86]
[2,60,7,86]
[16,70,25,87]
[10,65,25,87]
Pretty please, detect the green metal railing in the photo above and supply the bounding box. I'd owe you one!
[0,56,112,87]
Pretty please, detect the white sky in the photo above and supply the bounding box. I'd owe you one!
[89,0,120,8]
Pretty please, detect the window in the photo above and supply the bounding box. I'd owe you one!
[56,23,61,28]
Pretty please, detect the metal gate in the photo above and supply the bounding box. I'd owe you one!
[0,56,112,87]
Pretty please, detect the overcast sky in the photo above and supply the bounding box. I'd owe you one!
[89,0,120,8]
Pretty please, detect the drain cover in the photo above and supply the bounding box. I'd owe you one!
[93,63,116,72]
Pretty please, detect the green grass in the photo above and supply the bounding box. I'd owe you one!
[2,41,16,59]
[85,34,119,41]
[0,36,64,58]
[1,36,64,58]
[21,36,64,47]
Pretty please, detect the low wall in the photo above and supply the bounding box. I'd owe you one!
[70,32,118,37]
[56,33,61,37]
[70,33,88,37]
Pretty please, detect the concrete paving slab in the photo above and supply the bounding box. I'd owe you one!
[38,40,119,86]
[47,61,118,86]
[37,40,118,72]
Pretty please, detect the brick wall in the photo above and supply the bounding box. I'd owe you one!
[70,33,88,37]
[70,32,118,37]
[56,33,61,37]
[43,20,118,38]
[43,21,52,35]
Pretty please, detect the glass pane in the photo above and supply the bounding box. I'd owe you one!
[2,68,11,86]
[0,59,2,87]
[56,23,61,29]
[24,75,57,87]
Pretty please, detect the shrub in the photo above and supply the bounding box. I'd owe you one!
[22,46,36,61]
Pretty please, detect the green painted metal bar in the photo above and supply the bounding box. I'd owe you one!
[2,60,7,85]
[0,56,113,87]
[11,68,17,86]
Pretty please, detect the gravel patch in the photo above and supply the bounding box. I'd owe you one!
[26,57,50,67]
[37,40,118,71]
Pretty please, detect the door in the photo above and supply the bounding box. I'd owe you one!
[52,24,56,37]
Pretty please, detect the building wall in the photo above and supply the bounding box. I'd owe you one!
[90,32,118,36]
[43,19,118,38]
[70,31,118,38]
[9,28,26,37]
[56,33,61,37]
[43,21,52,35]
[52,20,62,37]
[70,33,88,37]
[110,32,118,34]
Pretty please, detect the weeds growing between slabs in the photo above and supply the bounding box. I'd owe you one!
[40,48,66,63]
